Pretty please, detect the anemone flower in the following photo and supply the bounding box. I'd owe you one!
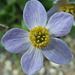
[47,0,75,26]
[1,0,74,75]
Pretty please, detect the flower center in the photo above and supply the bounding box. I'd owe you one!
[59,3,75,17]
[29,26,50,49]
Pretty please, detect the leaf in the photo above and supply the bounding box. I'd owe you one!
[40,0,54,10]
[0,31,7,49]
[21,20,29,32]
[69,26,75,37]
[7,0,16,5]
[16,0,28,10]
[0,5,16,25]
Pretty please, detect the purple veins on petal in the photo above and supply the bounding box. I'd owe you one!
[23,0,47,30]
[42,38,72,64]
[1,28,31,53]
[21,46,43,75]
[46,12,74,37]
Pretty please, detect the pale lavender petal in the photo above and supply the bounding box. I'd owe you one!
[21,46,43,75]
[42,38,72,64]
[46,12,74,37]
[23,0,47,30]
[1,28,31,53]
[47,6,59,20]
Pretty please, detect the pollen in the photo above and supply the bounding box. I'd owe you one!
[59,3,75,17]
[29,26,50,49]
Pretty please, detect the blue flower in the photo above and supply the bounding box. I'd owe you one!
[1,0,74,75]
[47,0,75,25]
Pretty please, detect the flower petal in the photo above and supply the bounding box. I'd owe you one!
[1,28,31,53]
[47,6,59,20]
[47,0,67,20]
[23,0,47,30]
[42,38,72,64]
[21,46,43,75]
[46,12,74,37]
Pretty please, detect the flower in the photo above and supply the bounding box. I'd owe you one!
[47,0,75,26]
[1,0,74,75]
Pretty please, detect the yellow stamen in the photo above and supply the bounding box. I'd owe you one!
[59,3,75,17]
[29,26,50,49]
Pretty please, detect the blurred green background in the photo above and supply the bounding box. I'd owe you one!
[0,0,75,75]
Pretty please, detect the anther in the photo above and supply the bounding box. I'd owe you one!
[29,26,50,48]
[39,32,41,35]
[37,36,40,38]
[37,40,40,43]
[41,38,44,40]
[43,36,45,37]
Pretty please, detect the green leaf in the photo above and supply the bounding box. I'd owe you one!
[0,31,7,49]
[71,0,75,1]
[69,26,75,37]
[16,0,28,10]
[21,20,29,32]
[0,5,16,25]
[12,24,21,28]
[40,0,54,10]
[7,0,16,5]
